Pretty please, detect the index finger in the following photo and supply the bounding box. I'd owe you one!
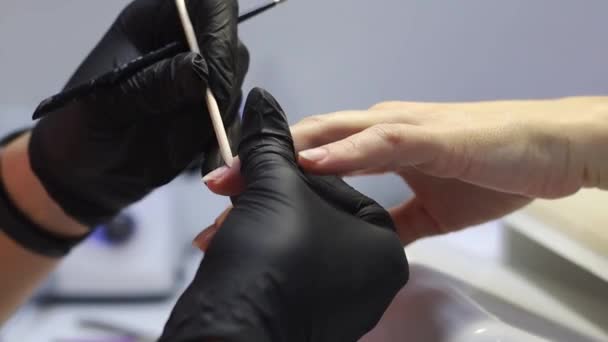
[291,110,421,151]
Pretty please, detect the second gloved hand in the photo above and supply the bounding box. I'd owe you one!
[160,88,409,342]
[29,50,218,227]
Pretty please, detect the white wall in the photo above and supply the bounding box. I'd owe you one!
[2,1,608,117]
[1,0,608,206]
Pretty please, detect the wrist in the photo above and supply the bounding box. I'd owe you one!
[0,133,88,237]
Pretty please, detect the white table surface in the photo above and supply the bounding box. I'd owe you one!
[2,221,607,341]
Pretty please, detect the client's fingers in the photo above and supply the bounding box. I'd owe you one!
[208,109,426,194]
[291,110,421,152]
[206,87,295,195]
[193,207,233,252]
[204,158,245,196]
[298,124,440,176]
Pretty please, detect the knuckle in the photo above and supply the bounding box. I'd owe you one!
[369,124,404,148]
[337,137,361,154]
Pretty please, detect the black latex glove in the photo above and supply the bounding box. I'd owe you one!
[29,0,249,227]
[160,88,409,342]
[65,0,249,174]
[67,0,247,109]
[29,50,217,227]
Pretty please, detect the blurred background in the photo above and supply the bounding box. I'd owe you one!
[1,0,608,341]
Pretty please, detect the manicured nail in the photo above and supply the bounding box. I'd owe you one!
[299,148,328,163]
[202,166,229,183]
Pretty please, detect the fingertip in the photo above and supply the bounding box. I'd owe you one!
[214,207,233,227]
[298,148,329,164]
[193,224,216,252]
[204,158,246,196]
[205,175,246,196]
[202,165,230,184]
[238,88,296,176]
[290,126,308,152]
[194,226,220,252]
[241,88,290,138]
[192,207,232,252]
[297,144,358,176]
[296,156,334,175]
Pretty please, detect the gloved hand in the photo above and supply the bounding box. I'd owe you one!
[65,0,249,173]
[67,0,248,107]
[29,50,217,227]
[29,0,249,228]
[160,88,409,342]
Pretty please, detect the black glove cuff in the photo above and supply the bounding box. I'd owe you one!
[0,130,87,257]
[0,177,85,257]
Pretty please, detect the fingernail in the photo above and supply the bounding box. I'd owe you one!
[299,148,328,163]
[202,166,229,183]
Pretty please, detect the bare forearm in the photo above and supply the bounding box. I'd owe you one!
[0,133,86,323]
[0,233,57,323]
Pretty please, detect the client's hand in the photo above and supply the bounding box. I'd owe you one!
[159,88,409,342]
[204,97,608,244]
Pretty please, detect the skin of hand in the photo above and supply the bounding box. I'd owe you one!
[0,134,86,323]
[203,96,608,244]
[161,88,408,342]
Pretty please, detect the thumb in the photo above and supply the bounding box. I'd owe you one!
[238,88,296,181]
